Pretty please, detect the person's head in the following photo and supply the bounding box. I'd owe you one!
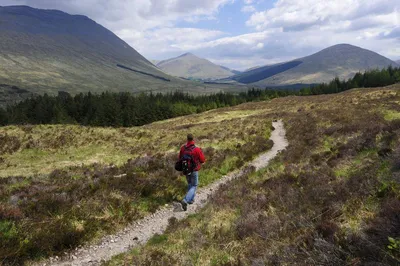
[187,134,194,142]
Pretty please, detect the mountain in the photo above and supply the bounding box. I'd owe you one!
[220,65,241,75]
[0,6,229,100]
[231,44,398,86]
[156,53,236,80]
[245,66,262,71]
[150,60,161,66]
[396,60,400,64]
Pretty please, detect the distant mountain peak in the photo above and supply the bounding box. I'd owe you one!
[157,53,235,80]
[179,52,198,58]
[230,44,397,86]
[330,43,357,48]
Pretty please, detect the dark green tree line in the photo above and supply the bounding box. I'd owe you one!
[1,66,399,127]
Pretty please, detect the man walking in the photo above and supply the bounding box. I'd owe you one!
[178,134,205,211]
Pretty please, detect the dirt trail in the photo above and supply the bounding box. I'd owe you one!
[42,120,288,266]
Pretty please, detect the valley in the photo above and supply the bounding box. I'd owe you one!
[0,2,400,266]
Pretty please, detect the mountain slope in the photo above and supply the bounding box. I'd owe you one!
[220,65,241,75]
[157,53,235,80]
[232,44,397,86]
[150,60,161,66]
[0,6,225,97]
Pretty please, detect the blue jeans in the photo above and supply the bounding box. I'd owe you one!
[183,171,198,204]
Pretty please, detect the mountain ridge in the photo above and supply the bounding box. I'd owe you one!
[156,53,236,80]
[230,44,397,86]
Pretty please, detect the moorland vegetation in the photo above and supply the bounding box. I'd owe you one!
[0,104,273,264]
[108,85,400,265]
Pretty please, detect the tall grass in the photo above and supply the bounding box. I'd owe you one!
[107,86,400,265]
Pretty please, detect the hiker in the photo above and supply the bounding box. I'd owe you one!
[178,133,205,211]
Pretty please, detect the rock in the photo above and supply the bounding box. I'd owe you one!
[72,255,77,260]
[9,195,19,205]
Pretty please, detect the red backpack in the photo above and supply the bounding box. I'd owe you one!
[177,144,197,175]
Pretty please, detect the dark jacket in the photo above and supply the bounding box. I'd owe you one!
[179,141,206,171]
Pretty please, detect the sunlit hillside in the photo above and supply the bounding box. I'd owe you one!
[1,84,400,265]
[0,101,273,264]
[108,84,400,265]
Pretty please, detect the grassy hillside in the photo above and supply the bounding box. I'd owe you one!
[230,44,397,87]
[231,61,303,84]
[108,84,400,265]
[0,106,273,264]
[157,53,235,80]
[0,6,236,101]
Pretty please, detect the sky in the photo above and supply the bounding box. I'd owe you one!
[2,0,400,70]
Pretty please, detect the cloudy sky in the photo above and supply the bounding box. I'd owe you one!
[2,0,400,70]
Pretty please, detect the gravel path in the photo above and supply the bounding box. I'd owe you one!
[41,120,288,266]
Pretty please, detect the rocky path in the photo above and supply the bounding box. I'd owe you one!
[41,120,288,266]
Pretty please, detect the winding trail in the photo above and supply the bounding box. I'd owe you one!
[43,120,288,266]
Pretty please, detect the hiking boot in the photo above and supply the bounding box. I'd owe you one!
[188,200,194,205]
[181,200,188,211]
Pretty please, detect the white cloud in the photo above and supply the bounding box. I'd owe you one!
[118,27,226,58]
[171,30,275,50]
[241,5,256,13]
[256,42,264,49]
[246,0,399,32]
[2,0,233,31]
[2,0,400,70]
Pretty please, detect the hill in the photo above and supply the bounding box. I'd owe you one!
[0,98,274,264]
[2,84,400,264]
[107,84,400,265]
[156,53,236,80]
[231,44,397,86]
[0,6,231,100]
[220,65,241,75]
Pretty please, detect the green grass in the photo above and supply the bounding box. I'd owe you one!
[384,110,400,121]
[0,104,274,264]
[0,109,271,178]
[3,85,400,265]
[106,85,400,265]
